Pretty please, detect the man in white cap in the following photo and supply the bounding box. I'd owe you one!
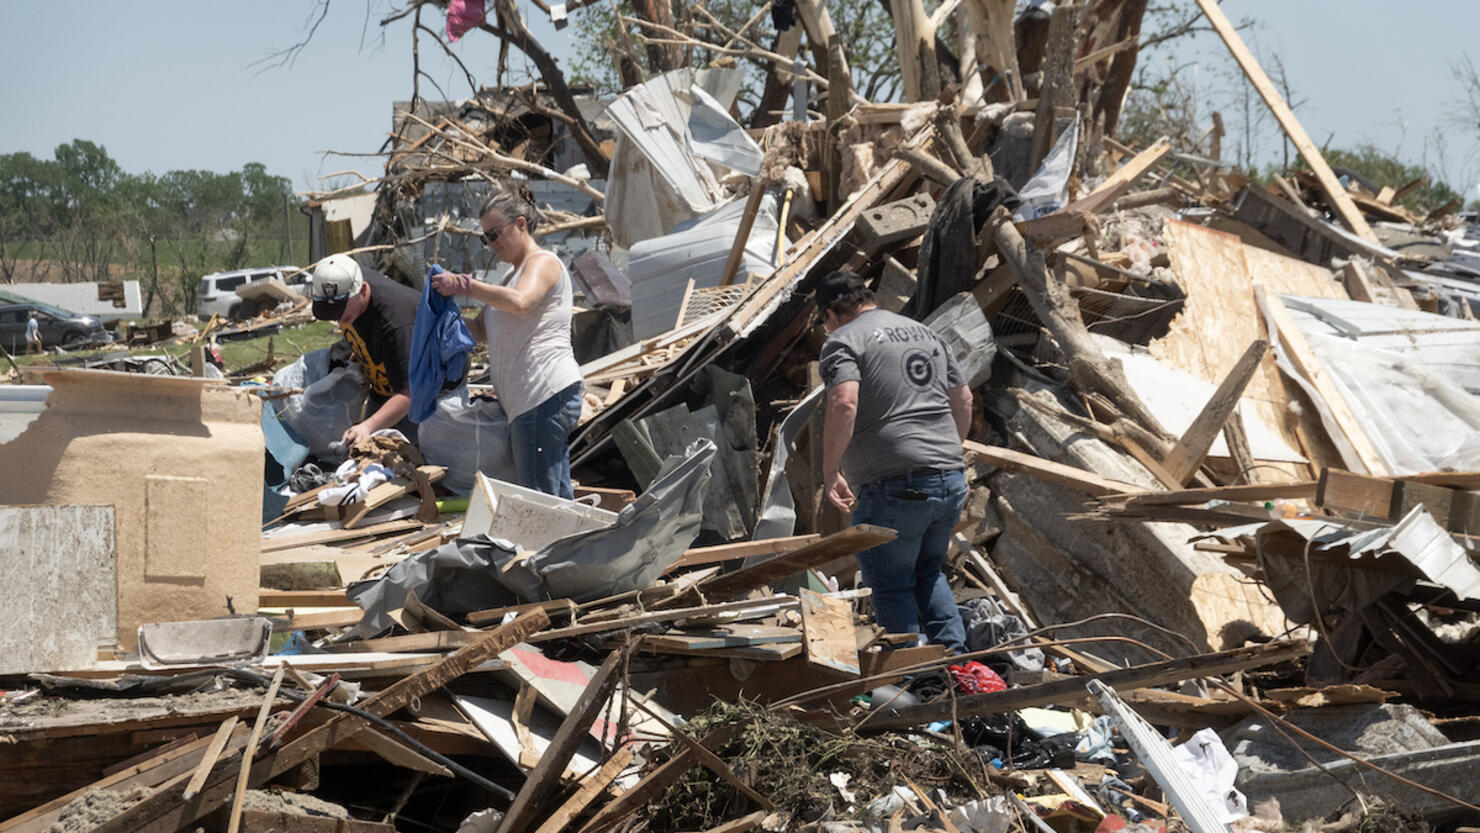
[310,254,427,444]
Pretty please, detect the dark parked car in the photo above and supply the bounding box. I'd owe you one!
[0,299,112,352]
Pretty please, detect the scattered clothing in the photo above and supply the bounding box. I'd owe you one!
[903,177,1020,320]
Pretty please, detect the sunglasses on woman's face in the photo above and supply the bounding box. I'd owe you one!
[480,226,502,246]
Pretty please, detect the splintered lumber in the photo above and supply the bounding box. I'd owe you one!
[1028,0,1081,171]
[679,525,897,605]
[531,746,637,833]
[182,717,241,801]
[1253,286,1387,476]
[497,648,629,833]
[1194,0,1377,243]
[664,534,822,573]
[327,630,479,654]
[261,519,425,553]
[353,727,454,777]
[800,588,861,675]
[529,596,799,642]
[1021,139,1173,248]
[1317,467,1394,519]
[259,590,352,607]
[963,440,1141,496]
[576,726,740,833]
[88,612,551,833]
[1105,481,1319,507]
[227,666,287,833]
[1160,339,1267,484]
[861,641,1311,731]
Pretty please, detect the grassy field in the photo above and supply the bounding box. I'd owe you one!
[6,319,345,377]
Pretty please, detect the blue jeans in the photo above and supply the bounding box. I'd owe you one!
[508,381,583,498]
[852,469,968,653]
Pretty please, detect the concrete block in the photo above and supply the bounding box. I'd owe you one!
[856,193,936,252]
[876,257,918,313]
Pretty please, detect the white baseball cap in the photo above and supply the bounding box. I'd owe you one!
[310,254,365,320]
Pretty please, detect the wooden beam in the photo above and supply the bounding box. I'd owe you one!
[496,648,628,833]
[719,182,768,287]
[861,641,1311,731]
[258,590,352,608]
[88,612,552,833]
[530,747,636,833]
[1106,481,1318,507]
[1194,0,1378,243]
[1340,260,1378,304]
[181,717,241,801]
[576,726,739,833]
[1161,339,1267,484]
[681,525,897,604]
[1254,286,1388,476]
[664,534,822,574]
[227,667,286,833]
[1029,0,1081,171]
[963,440,1142,496]
[261,519,425,553]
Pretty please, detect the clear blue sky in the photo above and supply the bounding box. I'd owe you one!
[1,2,1477,197]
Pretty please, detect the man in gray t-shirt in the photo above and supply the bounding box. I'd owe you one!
[817,270,972,653]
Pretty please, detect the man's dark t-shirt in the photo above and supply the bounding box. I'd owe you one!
[342,269,420,405]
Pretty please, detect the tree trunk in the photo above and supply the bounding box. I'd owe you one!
[481,2,610,177]
[628,0,684,73]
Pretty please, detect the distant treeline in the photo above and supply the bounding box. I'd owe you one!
[0,139,308,317]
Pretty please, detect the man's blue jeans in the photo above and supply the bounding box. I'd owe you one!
[508,381,583,499]
[851,468,968,653]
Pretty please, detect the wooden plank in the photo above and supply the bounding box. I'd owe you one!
[466,598,577,627]
[181,717,241,801]
[530,746,636,833]
[227,666,286,833]
[1062,138,1173,216]
[328,631,478,654]
[1107,481,1319,507]
[633,640,804,662]
[495,648,628,833]
[276,608,363,631]
[963,440,1142,496]
[799,588,860,675]
[529,596,799,643]
[681,810,768,833]
[349,726,453,777]
[261,519,424,553]
[0,732,241,833]
[1194,0,1377,243]
[682,526,898,605]
[664,534,822,573]
[646,626,802,651]
[89,612,552,833]
[259,590,352,607]
[1254,286,1388,476]
[576,726,740,833]
[1341,260,1378,303]
[862,641,1311,731]
[1161,339,1268,484]
[512,683,541,769]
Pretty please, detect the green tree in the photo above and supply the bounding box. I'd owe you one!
[1294,144,1460,216]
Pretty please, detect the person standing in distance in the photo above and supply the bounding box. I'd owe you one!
[24,312,42,355]
[430,184,583,498]
[817,270,973,653]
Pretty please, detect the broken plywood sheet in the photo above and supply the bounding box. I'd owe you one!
[496,643,674,745]
[454,693,610,780]
[0,370,263,651]
[800,588,860,675]
[1149,220,1348,475]
[0,505,116,673]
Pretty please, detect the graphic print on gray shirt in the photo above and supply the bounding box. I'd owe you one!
[819,308,966,487]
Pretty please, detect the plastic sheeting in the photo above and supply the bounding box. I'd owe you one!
[418,389,515,495]
[924,292,996,389]
[347,439,717,632]
[1012,120,1079,221]
[502,438,716,602]
[269,348,369,460]
[1274,295,1480,474]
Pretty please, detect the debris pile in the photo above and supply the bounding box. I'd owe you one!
[4,1,1480,832]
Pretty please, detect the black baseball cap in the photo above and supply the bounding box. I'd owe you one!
[814,270,863,312]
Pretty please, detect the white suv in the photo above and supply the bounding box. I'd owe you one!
[196,267,305,320]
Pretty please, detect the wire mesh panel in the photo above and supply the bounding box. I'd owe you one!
[678,284,750,328]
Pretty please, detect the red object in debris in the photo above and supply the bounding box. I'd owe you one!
[948,661,1006,694]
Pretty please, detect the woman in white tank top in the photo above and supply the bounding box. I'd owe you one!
[431,185,584,497]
